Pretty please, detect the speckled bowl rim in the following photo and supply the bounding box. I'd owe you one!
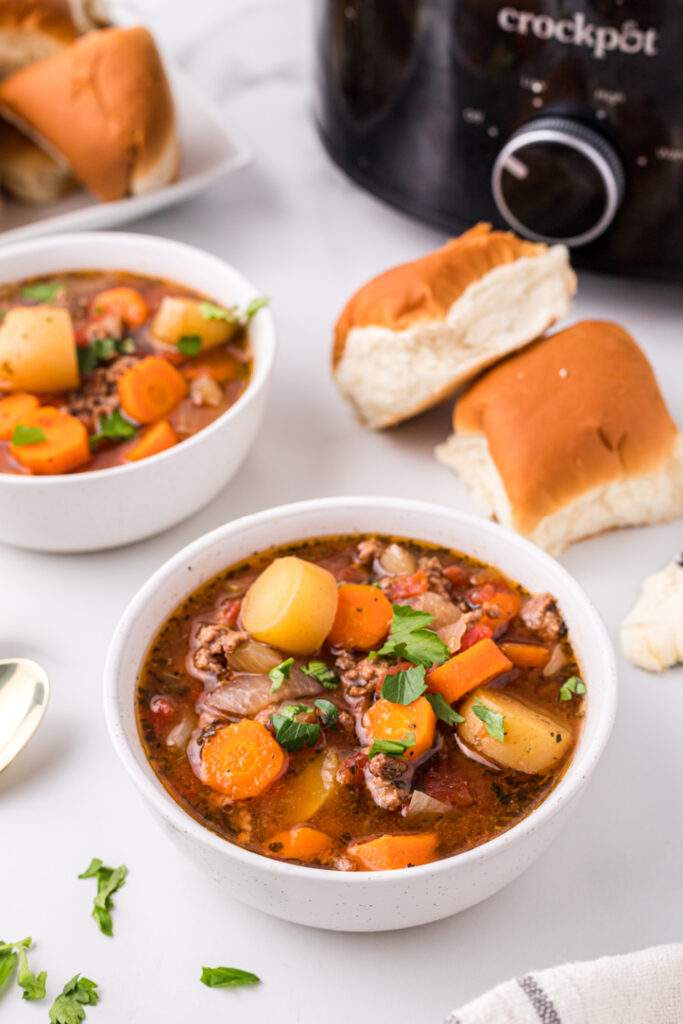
[104,497,617,883]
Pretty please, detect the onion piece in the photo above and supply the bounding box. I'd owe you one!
[412,591,461,628]
[438,616,467,653]
[455,733,500,771]
[543,643,566,678]
[379,543,416,577]
[227,638,283,674]
[198,669,322,720]
[404,789,451,818]
[166,711,195,750]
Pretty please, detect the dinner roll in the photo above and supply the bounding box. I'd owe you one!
[436,320,683,554]
[333,223,576,429]
[0,118,73,202]
[0,26,179,201]
[0,0,106,79]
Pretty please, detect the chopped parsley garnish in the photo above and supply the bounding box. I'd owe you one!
[78,337,137,373]
[90,409,136,448]
[314,698,338,726]
[271,710,320,751]
[49,974,99,1023]
[78,858,128,936]
[244,296,269,321]
[426,692,464,726]
[0,937,45,1000]
[368,733,415,759]
[268,657,294,692]
[177,334,202,356]
[199,300,237,323]
[472,700,505,742]
[302,660,337,689]
[381,664,426,704]
[21,281,60,302]
[11,424,46,446]
[200,966,260,988]
[558,676,587,701]
[376,605,450,668]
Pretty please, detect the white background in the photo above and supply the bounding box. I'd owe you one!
[2,2,682,1021]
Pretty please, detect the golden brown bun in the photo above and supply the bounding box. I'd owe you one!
[436,320,683,553]
[0,26,179,201]
[0,117,73,202]
[332,223,575,429]
[333,224,545,365]
[0,1,106,79]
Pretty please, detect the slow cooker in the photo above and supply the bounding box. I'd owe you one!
[314,1,683,280]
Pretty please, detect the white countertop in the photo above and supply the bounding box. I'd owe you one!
[2,2,683,1021]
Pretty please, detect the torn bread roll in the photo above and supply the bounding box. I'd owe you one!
[621,559,683,671]
[436,320,683,555]
[0,0,107,80]
[333,223,576,429]
[0,118,73,202]
[0,25,179,201]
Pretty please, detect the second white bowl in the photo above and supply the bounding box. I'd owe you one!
[0,232,276,552]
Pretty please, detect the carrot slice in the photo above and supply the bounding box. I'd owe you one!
[348,833,437,871]
[266,826,333,863]
[364,696,436,761]
[0,392,39,440]
[9,406,89,474]
[500,642,550,669]
[426,638,512,704]
[125,419,178,462]
[181,349,239,383]
[326,583,393,650]
[200,719,287,799]
[117,356,187,424]
[470,585,521,636]
[91,286,149,327]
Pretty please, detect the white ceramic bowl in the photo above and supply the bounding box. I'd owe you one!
[0,232,275,552]
[104,497,617,931]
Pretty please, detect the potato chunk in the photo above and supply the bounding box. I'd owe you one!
[241,556,339,655]
[151,296,238,352]
[0,307,78,392]
[458,687,572,775]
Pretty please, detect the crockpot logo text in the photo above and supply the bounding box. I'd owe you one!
[497,8,658,59]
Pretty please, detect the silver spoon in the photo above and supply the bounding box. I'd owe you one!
[0,658,50,773]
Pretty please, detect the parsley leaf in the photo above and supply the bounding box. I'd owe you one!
[78,858,127,937]
[376,605,450,668]
[314,698,338,726]
[279,703,310,718]
[368,733,415,758]
[11,424,46,446]
[268,657,294,692]
[244,296,269,321]
[90,410,136,449]
[472,700,505,742]
[426,692,465,725]
[17,944,46,1001]
[177,334,202,356]
[381,664,426,704]
[77,337,126,374]
[559,676,587,701]
[199,301,238,323]
[200,966,260,988]
[271,712,320,752]
[0,946,17,993]
[49,975,99,1024]
[21,281,60,302]
[302,660,337,689]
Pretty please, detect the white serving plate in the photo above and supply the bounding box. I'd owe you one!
[0,65,250,243]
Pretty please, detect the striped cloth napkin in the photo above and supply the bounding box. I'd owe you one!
[445,945,683,1024]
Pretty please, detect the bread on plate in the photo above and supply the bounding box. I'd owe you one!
[333,223,576,429]
[0,0,107,79]
[436,320,683,554]
[0,118,73,202]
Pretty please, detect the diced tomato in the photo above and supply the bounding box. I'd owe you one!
[149,694,178,737]
[460,623,493,651]
[443,564,468,587]
[467,583,521,638]
[385,570,429,600]
[421,759,475,808]
[217,598,242,628]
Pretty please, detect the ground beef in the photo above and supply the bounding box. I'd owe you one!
[363,754,412,811]
[334,649,388,700]
[336,749,368,787]
[64,354,139,433]
[356,537,383,566]
[82,312,124,343]
[520,593,566,641]
[417,555,452,599]
[192,624,248,675]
